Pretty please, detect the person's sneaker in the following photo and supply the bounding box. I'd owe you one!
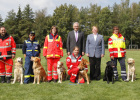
[1,76,6,83]
[115,78,118,81]
[6,77,11,83]
[47,80,51,83]
[123,79,128,82]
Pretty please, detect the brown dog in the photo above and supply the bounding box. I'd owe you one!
[78,58,90,84]
[12,57,24,84]
[57,61,67,83]
[126,58,136,82]
[31,57,47,84]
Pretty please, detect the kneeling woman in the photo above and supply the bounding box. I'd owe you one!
[66,46,88,83]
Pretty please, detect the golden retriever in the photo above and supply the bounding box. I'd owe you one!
[12,57,24,84]
[57,61,67,83]
[78,58,90,84]
[126,58,136,82]
[31,57,47,84]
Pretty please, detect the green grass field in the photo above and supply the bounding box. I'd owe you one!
[0,49,140,100]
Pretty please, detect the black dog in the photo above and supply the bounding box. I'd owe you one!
[103,61,115,84]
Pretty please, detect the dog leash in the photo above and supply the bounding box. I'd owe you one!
[0,60,13,66]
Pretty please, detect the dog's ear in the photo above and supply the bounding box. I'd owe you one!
[61,62,63,66]
[133,60,135,63]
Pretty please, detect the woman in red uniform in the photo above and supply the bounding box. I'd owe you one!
[43,26,63,83]
[66,46,88,83]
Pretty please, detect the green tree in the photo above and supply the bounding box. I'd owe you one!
[33,8,49,46]
[4,10,17,40]
[0,15,3,27]
[17,4,35,43]
[22,4,34,22]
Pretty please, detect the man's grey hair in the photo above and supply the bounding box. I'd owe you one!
[73,22,79,26]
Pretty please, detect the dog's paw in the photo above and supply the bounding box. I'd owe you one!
[11,82,15,84]
[131,80,134,82]
[33,82,35,84]
[87,82,89,84]
[20,82,23,84]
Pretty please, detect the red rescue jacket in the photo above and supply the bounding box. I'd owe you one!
[0,33,16,60]
[43,33,63,58]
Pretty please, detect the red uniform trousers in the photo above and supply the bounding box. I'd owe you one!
[47,58,60,81]
[68,67,85,83]
[0,59,13,77]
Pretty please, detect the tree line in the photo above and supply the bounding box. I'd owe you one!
[0,0,140,48]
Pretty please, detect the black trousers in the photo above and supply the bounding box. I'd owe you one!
[89,57,101,80]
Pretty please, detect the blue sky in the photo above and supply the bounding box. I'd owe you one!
[0,0,139,21]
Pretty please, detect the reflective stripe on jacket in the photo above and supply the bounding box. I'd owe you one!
[108,33,126,58]
[25,40,40,57]
[43,33,63,58]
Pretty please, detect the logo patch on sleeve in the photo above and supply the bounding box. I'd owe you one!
[67,59,70,62]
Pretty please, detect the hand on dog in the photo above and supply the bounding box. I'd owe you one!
[101,54,104,58]
[82,52,85,56]
[111,56,114,60]
[12,54,15,59]
[86,53,89,57]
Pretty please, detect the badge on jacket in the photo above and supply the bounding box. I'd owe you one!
[57,44,59,47]
[6,43,9,45]
[35,46,38,49]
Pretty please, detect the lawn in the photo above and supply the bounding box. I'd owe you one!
[0,49,140,100]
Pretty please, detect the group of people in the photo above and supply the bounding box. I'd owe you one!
[0,22,127,84]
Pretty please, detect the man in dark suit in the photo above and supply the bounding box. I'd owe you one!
[66,22,85,56]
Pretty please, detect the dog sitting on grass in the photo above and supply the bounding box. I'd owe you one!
[12,57,24,84]
[31,57,47,84]
[57,61,67,83]
[103,61,115,84]
[126,58,136,82]
[78,58,90,84]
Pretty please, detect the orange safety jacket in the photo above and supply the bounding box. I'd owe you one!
[108,33,126,58]
[43,33,63,58]
[0,34,16,60]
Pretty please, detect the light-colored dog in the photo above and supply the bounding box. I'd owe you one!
[31,57,47,84]
[78,58,90,84]
[12,57,24,84]
[126,58,136,82]
[57,61,67,83]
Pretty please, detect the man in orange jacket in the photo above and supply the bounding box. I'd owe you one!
[0,27,16,83]
[43,26,63,83]
[108,26,127,81]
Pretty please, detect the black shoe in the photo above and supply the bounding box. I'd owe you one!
[115,78,118,81]
[6,77,11,83]
[53,79,57,83]
[24,82,28,84]
[47,80,51,83]
[1,76,6,83]
[96,78,100,81]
